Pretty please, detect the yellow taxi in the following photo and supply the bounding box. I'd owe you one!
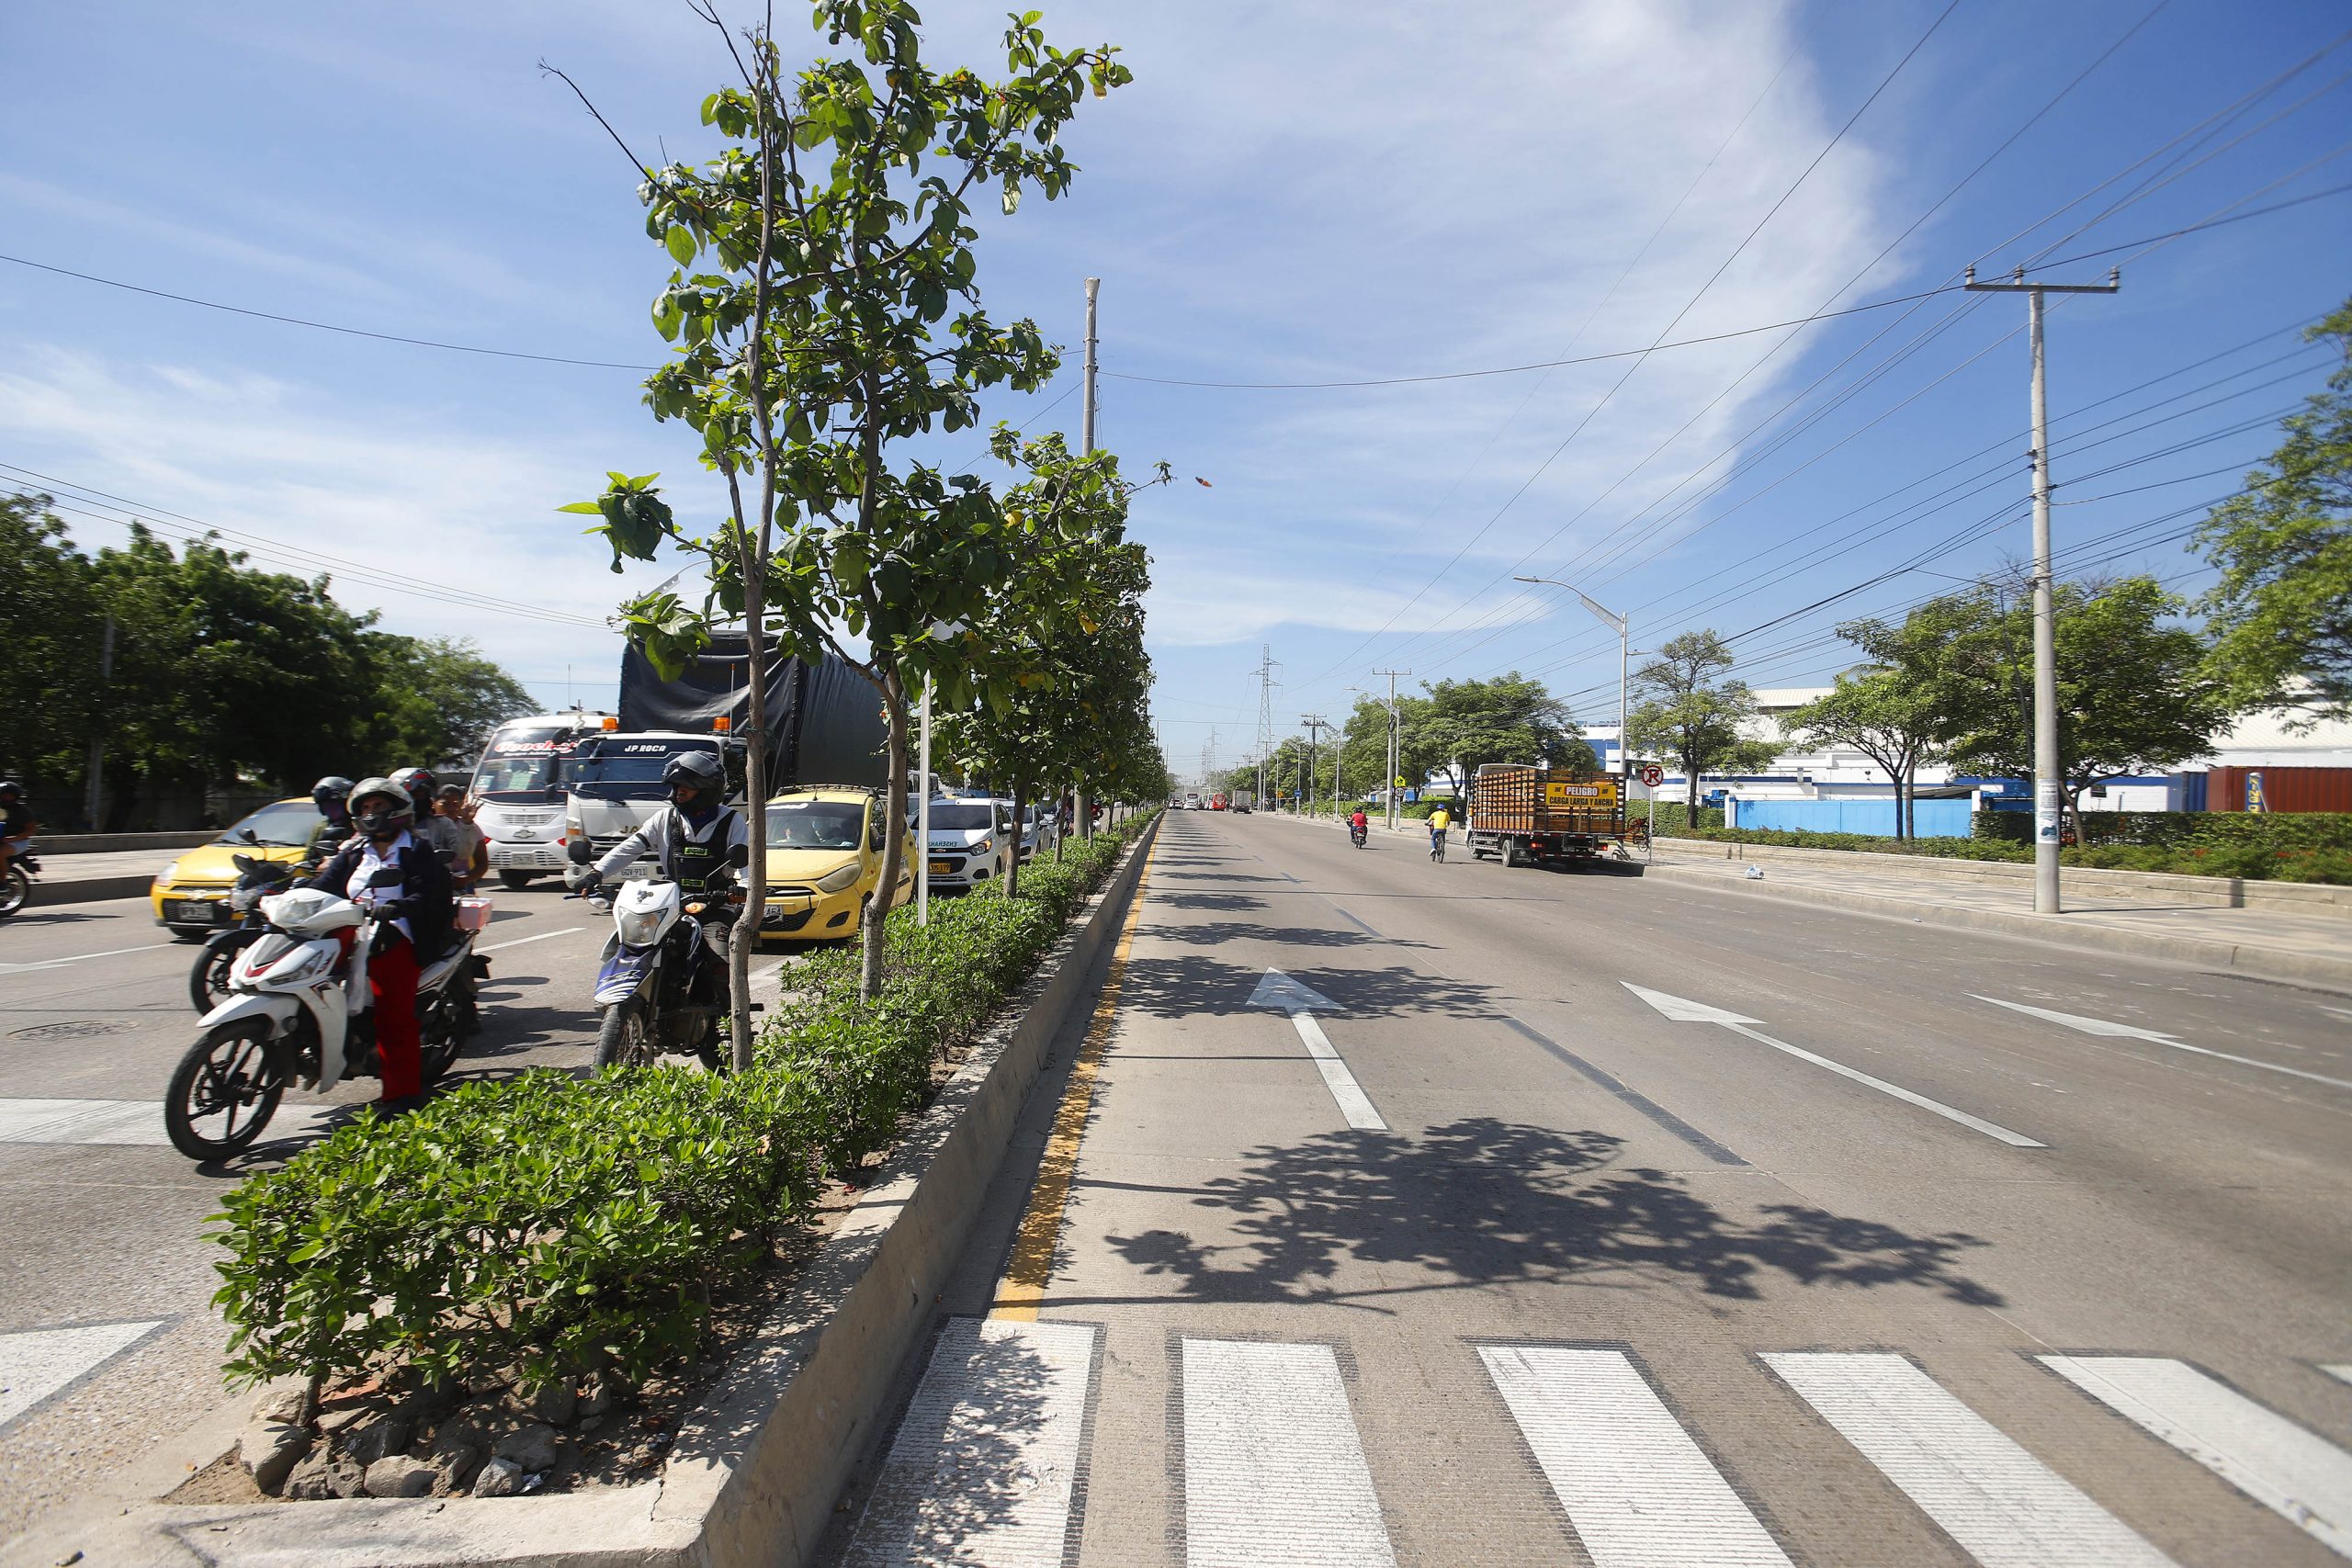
[150,797,334,940]
[757,785,914,942]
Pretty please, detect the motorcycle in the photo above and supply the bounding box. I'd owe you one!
[0,843,40,921]
[163,876,491,1160]
[1349,821,1369,849]
[567,838,748,1071]
[189,853,307,1012]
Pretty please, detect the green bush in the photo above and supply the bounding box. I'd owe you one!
[209,809,1159,1400]
[1662,818,2350,882]
[1973,809,2352,851]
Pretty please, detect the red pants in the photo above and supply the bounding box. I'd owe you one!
[370,931,423,1101]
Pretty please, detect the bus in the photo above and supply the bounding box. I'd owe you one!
[1209,792,1229,811]
[466,711,614,888]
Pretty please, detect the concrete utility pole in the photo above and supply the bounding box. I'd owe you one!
[1076,276,1101,839]
[1374,668,1410,831]
[1964,264,2120,915]
[1299,715,1329,816]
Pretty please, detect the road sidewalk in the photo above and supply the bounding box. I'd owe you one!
[19,849,171,907]
[1249,808,2352,990]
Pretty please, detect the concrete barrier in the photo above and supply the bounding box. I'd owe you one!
[2,816,1163,1568]
[36,830,216,854]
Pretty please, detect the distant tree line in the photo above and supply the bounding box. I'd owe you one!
[0,492,536,830]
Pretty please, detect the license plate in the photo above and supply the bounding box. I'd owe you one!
[928,860,954,874]
[763,904,783,920]
[174,900,216,922]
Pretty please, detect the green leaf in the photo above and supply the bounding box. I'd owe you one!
[556,501,605,514]
[665,225,697,266]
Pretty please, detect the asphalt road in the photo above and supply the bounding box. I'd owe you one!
[824,808,2352,1568]
[0,878,640,1539]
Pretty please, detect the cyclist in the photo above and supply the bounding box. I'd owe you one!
[1428,803,1451,862]
[0,781,34,880]
[301,778,454,1113]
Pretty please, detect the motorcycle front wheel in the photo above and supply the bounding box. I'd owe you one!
[0,863,28,920]
[165,1020,284,1160]
[594,997,655,1070]
[189,929,259,1014]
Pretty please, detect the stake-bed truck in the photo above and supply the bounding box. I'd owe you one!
[1466,764,1628,867]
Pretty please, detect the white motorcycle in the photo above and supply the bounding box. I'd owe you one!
[567,840,746,1071]
[163,879,490,1160]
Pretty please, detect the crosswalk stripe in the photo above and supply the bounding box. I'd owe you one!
[0,1097,339,1147]
[842,1317,1097,1568]
[0,1320,167,1429]
[1480,1345,1790,1568]
[2041,1354,2352,1557]
[1184,1338,1396,1567]
[1766,1351,2175,1567]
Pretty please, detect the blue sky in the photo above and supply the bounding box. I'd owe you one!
[4,1,2346,783]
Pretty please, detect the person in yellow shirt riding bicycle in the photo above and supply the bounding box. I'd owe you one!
[1428,804,1451,862]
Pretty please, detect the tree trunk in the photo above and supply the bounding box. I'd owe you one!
[1005,779,1026,901]
[864,673,910,1002]
[728,529,771,1072]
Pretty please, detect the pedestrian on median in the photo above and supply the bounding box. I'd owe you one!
[1428,804,1451,862]
[435,784,488,889]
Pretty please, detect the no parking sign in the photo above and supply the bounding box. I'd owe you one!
[1638,765,1665,788]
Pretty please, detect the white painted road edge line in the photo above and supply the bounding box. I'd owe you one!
[0,1320,170,1429]
[478,926,586,953]
[1481,1344,1790,1568]
[1975,994,2352,1092]
[1764,1351,2175,1568]
[1185,1337,1396,1568]
[1291,1013,1386,1132]
[842,1317,1097,1568]
[0,941,178,975]
[2040,1354,2352,1556]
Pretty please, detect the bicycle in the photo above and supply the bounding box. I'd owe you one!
[1428,829,1447,863]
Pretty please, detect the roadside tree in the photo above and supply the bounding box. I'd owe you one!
[1623,632,1778,828]
[2195,299,2352,723]
[1413,673,1590,799]
[1783,614,1951,839]
[558,3,1140,1032]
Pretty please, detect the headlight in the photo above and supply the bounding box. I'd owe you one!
[972,837,992,855]
[616,907,663,948]
[266,944,335,985]
[157,860,183,883]
[815,862,863,894]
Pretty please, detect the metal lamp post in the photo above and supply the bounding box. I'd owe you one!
[1517,575,1630,801]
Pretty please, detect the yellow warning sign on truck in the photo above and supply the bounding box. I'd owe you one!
[1544,777,1621,806]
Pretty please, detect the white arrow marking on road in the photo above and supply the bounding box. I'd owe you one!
[1252,968,1385,1131]
[0,1319,167,1428]
[1623,984,2046,1148]
[1973,996,2352,1091]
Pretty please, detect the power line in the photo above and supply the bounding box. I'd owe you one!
[2024,178,2352,270]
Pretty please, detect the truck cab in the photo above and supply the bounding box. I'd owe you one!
[562,728,746,877]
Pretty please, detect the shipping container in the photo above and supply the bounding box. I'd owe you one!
[2200,765,2352,814]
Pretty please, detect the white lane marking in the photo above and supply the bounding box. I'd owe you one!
[842,1317,1096,1568]
[2041,1354,2352,1556]
[1623,984,2046,1148]
[0,1320,168,1428]
[1480,1345,1789,1568]
[0,941,178,975]
[2324,1365,2352,1389]
[0,1097,340,1147]
[1977,995,2352,1091]
[1290,1013,1387,1132]
[1766,1351,2176,1568]
[1250,966,1339,1011]
[479,926,586,953]
[1184,1337,1396,1568]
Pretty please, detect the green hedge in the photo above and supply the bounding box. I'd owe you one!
[210,813,1155,1399]
[1661,820,2352,883]
[1973,809,2352,851]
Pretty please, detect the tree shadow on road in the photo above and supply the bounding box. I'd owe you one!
[1098,1117,2000,1309]
[1114,953,1493,1020]
[1155,891,1270,913]
[1141,920,1430,953]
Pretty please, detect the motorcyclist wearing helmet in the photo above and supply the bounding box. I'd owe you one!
[390,766,467,877]
[300,778,455,1112]
[574,750,746,898]
[0,782,33,880]
[311,774,356,855]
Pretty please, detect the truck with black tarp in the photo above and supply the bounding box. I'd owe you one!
[1467,763,1628,868]
[562,637,888,871]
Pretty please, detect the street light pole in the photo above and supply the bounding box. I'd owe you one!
[1374,668,1409,831]
[1516,575,1629,798]
[1964,265,2120,915]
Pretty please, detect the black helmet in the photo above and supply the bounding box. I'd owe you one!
[387,767,436,817]
[663,750,724,802]
[347,776,414,837]
[311,774,355,809]
[0,780,20,802]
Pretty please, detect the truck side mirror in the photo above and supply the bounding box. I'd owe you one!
[567,838,594,866]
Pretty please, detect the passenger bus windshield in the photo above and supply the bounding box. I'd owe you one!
[470,723,594,801]
[563,739,731,802]
[767,800,865,850]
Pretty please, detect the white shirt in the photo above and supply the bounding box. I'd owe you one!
[347,830,415,941]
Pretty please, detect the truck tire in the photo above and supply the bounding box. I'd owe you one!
[1503,839,1525,869]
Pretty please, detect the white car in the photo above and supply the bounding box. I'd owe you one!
[1019,802,1060,862]
[921,798,1015,891]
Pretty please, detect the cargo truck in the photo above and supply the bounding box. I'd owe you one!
[1466,764,1628,868]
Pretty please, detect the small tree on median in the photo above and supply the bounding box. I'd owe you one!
[557,3,1138,1021]
[1623,631,1779,829]
[1783,614,1950,840]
